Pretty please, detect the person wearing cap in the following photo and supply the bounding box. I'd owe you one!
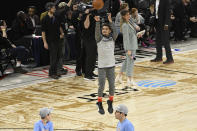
[115,104,134,131]
[34,107,53,131]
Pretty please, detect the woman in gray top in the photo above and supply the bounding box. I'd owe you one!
[116,10,141,88]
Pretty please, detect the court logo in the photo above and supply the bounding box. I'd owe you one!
[137,80,176,88]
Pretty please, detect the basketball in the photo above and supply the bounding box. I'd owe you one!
[92,0,104,10]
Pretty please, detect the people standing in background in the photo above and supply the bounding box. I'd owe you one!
[150,0,174,64]
[173,0,190,41]
[81,9,98,81]
[55,1,73,76]
[71,3,84,76]
[41,2,65,79]
[189,0,197,37]
[27,6,40,30]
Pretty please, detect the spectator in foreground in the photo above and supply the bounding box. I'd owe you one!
[115,104,134,131]
[34,107,53,131]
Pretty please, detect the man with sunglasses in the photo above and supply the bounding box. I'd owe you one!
[115,104,134,131]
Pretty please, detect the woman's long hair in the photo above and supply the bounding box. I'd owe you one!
[120,10,130,32]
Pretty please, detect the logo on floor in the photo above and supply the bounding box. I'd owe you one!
[137,80,176,88]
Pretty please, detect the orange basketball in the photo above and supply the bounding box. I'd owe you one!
[92,0,104,10]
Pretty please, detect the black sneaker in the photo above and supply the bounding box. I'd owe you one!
[96,102,105,115]
[14,67,28,74]
[150,58,163,62]
[58,68,68,75]
[107,100,113,114]
[49,75,59,79]
[84,76,95,81]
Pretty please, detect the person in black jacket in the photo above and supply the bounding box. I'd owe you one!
[173,0,190,41]
[81,9,98,80]
[150,0,174,64]
[71,3,85,76]
[42,2,65,79]
[189,0,197,37]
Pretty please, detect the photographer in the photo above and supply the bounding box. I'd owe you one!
[71,3,85,76]
[81,9,98,80]
[0,20,28,74]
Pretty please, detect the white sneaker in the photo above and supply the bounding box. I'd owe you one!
[115,75,122,84]
[127,78,137,87]
[127,78,131,87]
[130,78,137,86]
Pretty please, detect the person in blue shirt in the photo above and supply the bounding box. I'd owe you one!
[115,104,134,131]
[34,107,54,131]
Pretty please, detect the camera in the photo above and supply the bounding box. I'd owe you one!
[77,2,93,13]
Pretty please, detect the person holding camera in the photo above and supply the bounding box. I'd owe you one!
[0,20,28,74]
[80,9,98,80]
[115,10,142,88]
[94,13,118,115]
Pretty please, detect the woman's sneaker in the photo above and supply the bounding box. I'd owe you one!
[115,74,122,84]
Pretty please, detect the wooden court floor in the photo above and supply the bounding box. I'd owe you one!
[0,50,197,131]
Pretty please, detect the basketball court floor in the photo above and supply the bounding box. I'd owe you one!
[0,39,197,131]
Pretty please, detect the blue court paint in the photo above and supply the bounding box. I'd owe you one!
[137,80,176,88]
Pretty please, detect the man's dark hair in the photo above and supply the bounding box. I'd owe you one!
[28,6,36,10]
[45,2,56,11]
[102,23,112,32]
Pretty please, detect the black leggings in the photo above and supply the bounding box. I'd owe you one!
[10,46,28,61]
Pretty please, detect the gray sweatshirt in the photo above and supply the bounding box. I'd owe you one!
[95,22,118,68]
